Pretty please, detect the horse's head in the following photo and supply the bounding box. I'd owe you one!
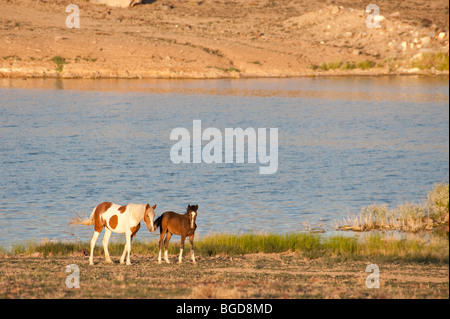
[144,204,157,232]
[187,204,198,229]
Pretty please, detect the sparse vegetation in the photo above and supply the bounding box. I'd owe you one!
[50,56,69,72]
[311,60,379,71]
[206,66,240,73]
[411,52,449,71]
[1,250,447,298]
[357,60,376,70]
[2,55,21,61]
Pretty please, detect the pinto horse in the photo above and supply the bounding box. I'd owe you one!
[154,204,198,264]
[70,202,156,265]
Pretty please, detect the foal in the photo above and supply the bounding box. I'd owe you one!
[154,204,198,264]
[70,202,156,265]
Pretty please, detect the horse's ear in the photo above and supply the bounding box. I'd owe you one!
[152,204,157,209]
[145,203,150,210]
[195,205,199,211]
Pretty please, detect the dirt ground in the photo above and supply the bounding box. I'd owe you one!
[0,252,448,298]
[0,0,449,78]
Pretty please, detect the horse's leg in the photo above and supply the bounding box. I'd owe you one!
[89,231,100,265]
[120,243,127,264]
[120,231,132,265]
[178,235,186,263]
[124,231,132,265]
[102,228,113,263]
[189,234,196,264]
[163,232,172,264]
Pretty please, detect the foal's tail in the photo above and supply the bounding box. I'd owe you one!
[154,215,163,231]
[68,210,95,227]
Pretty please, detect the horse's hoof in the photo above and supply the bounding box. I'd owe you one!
[126,262,132,266]
[106,259,113,264]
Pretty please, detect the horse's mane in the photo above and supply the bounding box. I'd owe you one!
[127,203,146,221]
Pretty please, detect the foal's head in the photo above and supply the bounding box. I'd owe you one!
[187,204,198,229]
[144,204,157,232]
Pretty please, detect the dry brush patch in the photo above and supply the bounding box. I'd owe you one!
[337,182,449,233]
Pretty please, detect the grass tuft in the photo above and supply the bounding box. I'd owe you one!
[411,52,449,71]
[50,56,68,72]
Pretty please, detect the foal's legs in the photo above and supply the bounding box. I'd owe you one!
[89,231,101,265]
[102,228,113,263]
[158,230,165,264]
[178,235,186,263]
[163,232,172,263]
[189,234,196,264]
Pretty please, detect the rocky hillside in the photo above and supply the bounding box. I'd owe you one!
[0,0,448,78]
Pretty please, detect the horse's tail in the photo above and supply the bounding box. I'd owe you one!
[69,209,95,227]
[154,215,163,231]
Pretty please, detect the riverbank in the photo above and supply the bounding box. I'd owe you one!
[1,0,448,79]
[0,232,448,298]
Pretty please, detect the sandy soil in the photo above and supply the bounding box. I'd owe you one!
[0,252,448,298]
[0,0,448,79]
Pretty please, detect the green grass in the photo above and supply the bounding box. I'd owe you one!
[341,61,357,70]
[311,60,378,71]
[2,231,447,264]
[50,56,68,72]
[2,55,21,61]
[411,52,449,71]
[206,66,240,73]
[357,60,376,70]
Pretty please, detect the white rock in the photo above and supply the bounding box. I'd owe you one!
[411,53,423,61]
[407,67,420,73]
[438,32,447,40]
[421,36,431,45]
[374,15,386,24]
[401,41,407,51]
[330,5,340,14]
[90,0,142,8]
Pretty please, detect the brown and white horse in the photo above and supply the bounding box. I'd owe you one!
[70,202,156,265]
[154,204,198,264]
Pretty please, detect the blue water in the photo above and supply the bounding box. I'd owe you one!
[0,77,448,247]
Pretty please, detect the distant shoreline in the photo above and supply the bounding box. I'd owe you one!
[0,67,448,80]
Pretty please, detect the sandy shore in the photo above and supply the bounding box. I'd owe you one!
[0,0,448,79]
